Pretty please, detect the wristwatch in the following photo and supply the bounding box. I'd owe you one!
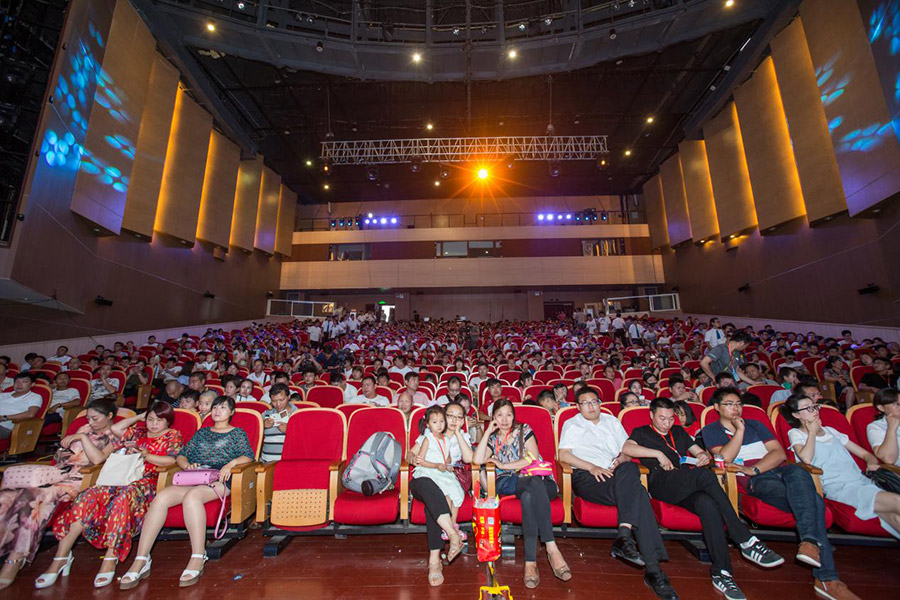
[751,466,761,475]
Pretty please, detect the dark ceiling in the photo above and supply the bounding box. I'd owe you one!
[190,20,757,203]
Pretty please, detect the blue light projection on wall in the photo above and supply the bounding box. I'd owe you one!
[38,18,136,196]
[863,0,900,142]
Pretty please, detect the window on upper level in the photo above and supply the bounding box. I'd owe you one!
[582,238,626,256]
[435,240,502,258]
[329,243,370,261]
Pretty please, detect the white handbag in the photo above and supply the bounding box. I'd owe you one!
[95,451,145,487]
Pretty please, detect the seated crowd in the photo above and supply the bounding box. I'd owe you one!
[0,314,897,600]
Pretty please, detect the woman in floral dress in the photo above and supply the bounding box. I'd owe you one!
[0,398,120,590]
[39,401,183,588]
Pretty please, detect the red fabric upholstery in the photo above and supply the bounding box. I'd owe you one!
[273,459,335,491]
[410,495,473,524]
[585,379,616,403]
[282,409,346,461]
[333,407,407,525]
[651,499,702,531]
[746,385,782,411]
[306,386,345,409]
[847,404,879,453]
[573,497,620,527]
[740,495,834,529]
[500,495,565,525]
[164,496,231,528]
[827,500,892,537]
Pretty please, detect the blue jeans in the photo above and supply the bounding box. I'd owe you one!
[747,464,838,581]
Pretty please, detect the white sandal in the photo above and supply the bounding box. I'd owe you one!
[119,555,151,590]
[94,556,119,588]
[179,553,207,588]
[34,553,73,589]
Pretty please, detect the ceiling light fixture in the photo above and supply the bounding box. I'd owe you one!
[646,116,654,123]
[412,51,422,63]
[725,0,735,7]
[426,122,434,130]
[322,183,330,190]
[439,165,451,179]
[206,20,216,32]
[609,28,617,40]
[518,22,527,31]
[434,180,440,187]
[508,49,517,59]
[544,17,553,26]
[624,149,632,156]
[549,162,560,178]
[237,1,245,9]
[477,167,489,180]
[316,41,324,52]
[452,27,461,36]
[305,159,313,167]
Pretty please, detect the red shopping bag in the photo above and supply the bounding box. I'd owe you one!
[472,478,501,562]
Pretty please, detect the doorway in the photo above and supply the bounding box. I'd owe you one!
[543,302,574,321]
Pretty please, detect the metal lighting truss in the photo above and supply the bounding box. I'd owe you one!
[321,136,609,165]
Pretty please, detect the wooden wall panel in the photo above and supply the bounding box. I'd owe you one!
[734,57,807,232]
[121,53,179,237]
[254,166,280,254]
[770,17,847,224]
[275,185,297,257]
[800,0,900,215]
[703,103,758,238]
[70,0,156,234]
[196,130,240,249]
[643,175,668,250]
[230,156,263,252]
[154,89,213,243]
[678,140,719,243]
[659,154,692,246]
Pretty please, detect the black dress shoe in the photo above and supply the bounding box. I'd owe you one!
[644,571,679,600]
[610,536,645,566]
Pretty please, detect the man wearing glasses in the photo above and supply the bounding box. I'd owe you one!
[559,387,678,600]
[701,388,858,600]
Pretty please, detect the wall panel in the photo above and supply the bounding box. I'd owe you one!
[196,130,240,249]
[770,17,847,223]
[642,175,669,250]
[121,53,179,237]
[800,0,900,215]
[660,154,692,246]
[678,140,719,243]
[70,0,156,234]
[154,89,212,243]
[230,156,263,252]
[703,103,758,238]
[734,57,807,232]
[254,166,280,254]
[275,185,297,257]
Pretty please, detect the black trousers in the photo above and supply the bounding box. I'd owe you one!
[572,462,668,566]
[515,476,558,562]
[649,467,752,575]
[410,477,450,551]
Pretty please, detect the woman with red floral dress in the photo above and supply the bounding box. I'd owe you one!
[39,402,182,588]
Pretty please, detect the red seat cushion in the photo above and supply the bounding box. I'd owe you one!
[573,497,620,527]
[334,490,399,525]
[739,495,834,529]
[827,500,892,537]
[410,495,473,524]
[651,499,702,531]
[40,422,62,438]
[499,495,565,525]
[164,496,230,528]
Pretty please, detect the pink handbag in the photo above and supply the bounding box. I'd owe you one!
[1,464,65,489]
[519,453,555,478]
[172,469,228,539]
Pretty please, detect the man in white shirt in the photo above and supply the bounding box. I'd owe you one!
[347,376,390,406]
[432,376,469,406]
[49,371,82,420]
[389,356,413,377]
[611,312,626,342]
[0,373,43,438]
[586,317,598,335]
[468,363,490,394]
[51,345,72,366]
[397,372,429,406]
[598,313,611,334]
[704,318,726,349]
[0,363,13,390]
[627,320,645,346]
[247,359,270,386]
[308,323,323,349]
[558,387,676,599]
[868,390,900,466]
[329,372,359,403]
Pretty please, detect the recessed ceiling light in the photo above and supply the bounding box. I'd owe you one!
[206,20,216,32]
[412,52,422,63]
[426,122,434,130]
[508,49,517,59]
[434,180,440,187]
[646,116,654,123]
[624,149,632,156]
[725,0,735,7]
[305,159,312,167]
[323,183,330,190]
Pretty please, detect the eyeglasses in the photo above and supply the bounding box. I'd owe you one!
[446,414,464,421]
[797,405,821,414]
[578,399,600,408]
[720,402,743,408]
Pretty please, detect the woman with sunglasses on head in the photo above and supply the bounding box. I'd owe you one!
[783,394,900,539]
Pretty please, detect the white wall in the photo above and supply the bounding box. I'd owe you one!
[678,312,900,344]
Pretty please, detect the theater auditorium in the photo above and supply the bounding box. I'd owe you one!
[0,0,899,598]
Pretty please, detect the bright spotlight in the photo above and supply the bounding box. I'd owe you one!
[477,168,489,180]
[412,52,422,63]
[206,20,216,32]
[434,180,440,187]
[380,218,387,225]
[556,214,563,220]
[367,213,374,218]
[364,218,370,225]
[305,159,313,167]
[390,217,398,224]
[508,49,517,59]
[624,149,632,157]
[426,122,434,131]
[646,116,654,123]
[547,214,554,221]
[237,2,245,9]
[565,214,572,220]
[725,0,735,6]
[322,183,330,191]
[537,214,545,221]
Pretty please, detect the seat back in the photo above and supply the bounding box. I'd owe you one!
[847,404,880,452]
[337,404,371,419]
[512,405,556,471]
[306,386,345,409]
[497,371,521,385]
[282,408,347,461]
[407,406,428,449]
[523,385,551,401]
[172,408,202,442]
[700,404,771,433]
[533,370,558,384]
[585,379,616,402]
[746,385,782,412]
[700,386,716,405]
[235,400,270,414]
[68,378,91,404]
[601,401,622,417]
[850,365,874,389]
[31,384,53,418]
[291,400,321,409]
[618,406,651,435]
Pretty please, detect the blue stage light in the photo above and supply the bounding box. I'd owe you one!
[537,214,545,221]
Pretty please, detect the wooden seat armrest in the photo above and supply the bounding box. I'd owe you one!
[230,461,259,524]
[155,463,182,494]
[473,462,496,498]
[796,463,825,496]
[8,418,44,456]
[399,460,410,521]
[254,461,277,522]
[557,461,572,524]
[713,467,740,513]
[329,460,343,520]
